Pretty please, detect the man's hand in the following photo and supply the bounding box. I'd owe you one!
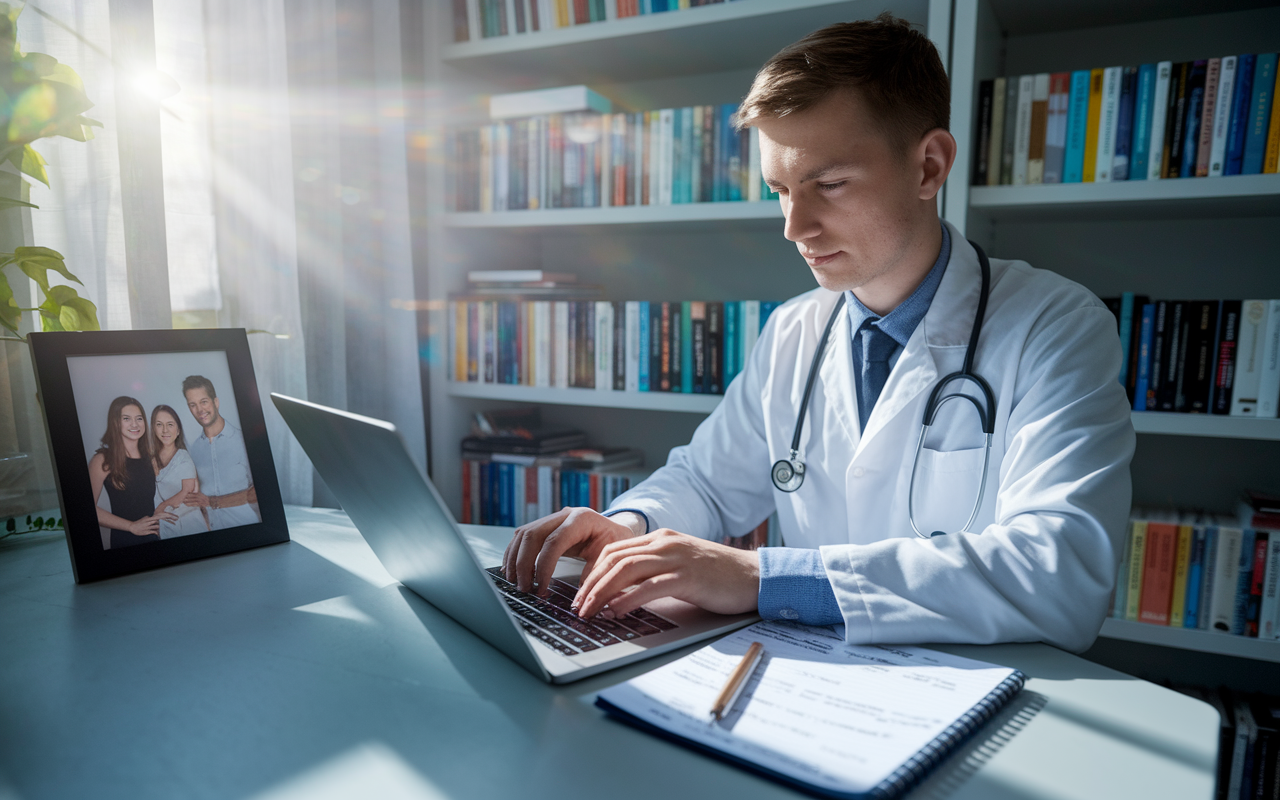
[187,491,211,509]
[502,507,643,595]
[571,529,760,619]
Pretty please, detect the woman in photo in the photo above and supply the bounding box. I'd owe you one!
[88,396,175,549]
[150,404,209,539]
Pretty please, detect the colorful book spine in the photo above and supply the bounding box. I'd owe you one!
[1208,55,1238,176]
[1112,66,1138,180]
[1117,292,1136,391]
[1258,534,1280,639]
[1124,520,1148,621]
[1082,68,1104,182]
[1208,527,1244,632]
[1164,62,1190,178]
[1146,62,1173,180]
[1184,526,1206,629]
[637,301,650,391]
[1178,60,1207,178]
[1063,70,1091,182]
[1044,72,1070,183]
[1133,303,1154,411]
[1225,54,1257,175]
[1139,522,1178,625]
[1027,73,1050,184]
[1231,528,1257,635]
[1242,53,1278,174]
[988,76,1007,186]
[1194,57,1221,177]
[1244,531,1269,637]
[1169,524,1194,627]
[1130,63,1157,180]
[1212,300,1241,415]
[1198,526,1218,630]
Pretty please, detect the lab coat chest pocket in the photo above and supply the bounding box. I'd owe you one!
[909,445,987,535]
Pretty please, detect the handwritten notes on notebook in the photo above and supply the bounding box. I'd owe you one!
[596,621,1024,799]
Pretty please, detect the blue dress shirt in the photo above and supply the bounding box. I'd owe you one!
[757,224,952,626]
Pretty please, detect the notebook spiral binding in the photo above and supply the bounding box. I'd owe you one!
[872,670,1028,800]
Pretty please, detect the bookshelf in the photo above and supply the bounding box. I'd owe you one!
[423,1,1280,680]
[950,0,1280,680]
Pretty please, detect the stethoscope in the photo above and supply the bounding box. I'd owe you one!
[770,241,996,540]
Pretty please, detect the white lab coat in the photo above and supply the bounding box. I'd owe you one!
[612,222,1136,652]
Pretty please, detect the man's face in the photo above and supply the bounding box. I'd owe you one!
[756,88,940,295]
[185,387,221,430]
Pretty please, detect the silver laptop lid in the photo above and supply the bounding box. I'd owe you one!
[270,393,549,681]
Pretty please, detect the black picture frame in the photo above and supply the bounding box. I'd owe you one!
[28,329,289,583]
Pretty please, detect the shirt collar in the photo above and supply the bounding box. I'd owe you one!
[844,222,951,348]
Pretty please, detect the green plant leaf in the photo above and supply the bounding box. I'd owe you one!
[10,246,81,291]
[42,283,99,331]
[45,517,55,528]
[32,517,43,530]
[4,144,49,186]
[0,196,36,210]
[18,51,56,77]
[0,270,19,333]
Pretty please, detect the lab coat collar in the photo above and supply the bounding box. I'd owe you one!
[852,220,981,451]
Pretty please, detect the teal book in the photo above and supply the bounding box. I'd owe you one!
[1117,292,1136,390]
[1133,304,1154,411]
[1231,529,1256,634]
[638,301,650,392]
[680,300,694,393]
[1241,53,1277,174]
[759,301,779,330]
[669,304,682,392]
[681,107,695,203]
[724,301,739,387]
[1225,54,1256,175]
[1184,527,1206,628]
[1130,64,1157,180]
[1062,70,1091,182]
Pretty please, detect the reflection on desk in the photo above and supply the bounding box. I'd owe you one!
[0,506,1219,800]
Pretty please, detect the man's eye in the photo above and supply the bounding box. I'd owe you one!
[818,181,847,191]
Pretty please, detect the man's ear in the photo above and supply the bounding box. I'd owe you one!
[917,128,956,201]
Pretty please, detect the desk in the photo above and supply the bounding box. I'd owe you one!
[0,507,1219,800]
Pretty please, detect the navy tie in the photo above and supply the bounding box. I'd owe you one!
[858,323,897,431]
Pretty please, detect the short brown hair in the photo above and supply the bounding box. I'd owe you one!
[182,375,217,400]
[735,13,949,153]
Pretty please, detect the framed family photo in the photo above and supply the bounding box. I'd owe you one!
[28,329,288,583]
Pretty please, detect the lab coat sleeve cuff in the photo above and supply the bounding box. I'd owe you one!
[601,508,651,534]
[757,547,844,626]
[819,546,876,639]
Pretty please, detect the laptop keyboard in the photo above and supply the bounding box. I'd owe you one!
[485,566,679,657]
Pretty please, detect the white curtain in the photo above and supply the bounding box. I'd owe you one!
[4,0,427,511]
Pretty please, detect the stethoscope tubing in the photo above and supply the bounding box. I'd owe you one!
[771,240,997,539]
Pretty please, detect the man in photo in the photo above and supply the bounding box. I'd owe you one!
[183,375,260,530]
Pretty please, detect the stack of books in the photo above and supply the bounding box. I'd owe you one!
[452,0,741,42]
[1105,295,1280,417]
[1111,498,1280,641]
[459,407,643,526]
[447,298,780,395]
[447,103,772,212]
[973,54,1280,185]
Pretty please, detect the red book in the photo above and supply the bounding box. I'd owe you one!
[573,0,589,25]
[1245,532,1270,637]
[1138,522,1178,624]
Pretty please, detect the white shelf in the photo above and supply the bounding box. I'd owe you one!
[444,201,782,230]
[447,382,722,414]
[1099,618,1280,664]
[968,174,1280,221]
[1132,412,1280,441]
[441,0,927,83]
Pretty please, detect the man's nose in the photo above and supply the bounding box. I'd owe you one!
[782,193,821,243]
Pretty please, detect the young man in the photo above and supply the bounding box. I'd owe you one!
[502,15,1135,652]
[183,375,261,530]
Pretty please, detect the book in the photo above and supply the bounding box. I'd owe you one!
[1208,55,1238,176]
[1129,63,1156,180]
[1169,523,1194,627]
[1113,516,1134,619]
[1259,533,1280,639]
[1044,72,1070,183]
[1212,300,1241,415]
[1139,521,1178,624]
[1180,300,1218,413]
[1232,528,1257,635]
[1193,57,1220,177]
[1225,54,1257,176]
[1146,300,1169,410]
[1082,68,1104,182]
[1125,520,1148,621]
[1163,62,1190,178]
[1001,76,1018,184]
[973,79,993,185]
[1112,66,1138,180]
[1184,526,1207,628]
[1198,525,1219,630]
[1177,60,1207,178]
[1258,299,1280,418]
[1208,526,1244,632]
[1157,301,1185,411]
[1146,61,1173,180]
[1244,531,1269,637]
[1242,53,1278,174]
[1133,303,1154,411]
[987,77,1007,186]
[596,620,1026,800]
[1027,73,1050,183]
[1012,75,1035,185]
[1063,70,1090,183]
[1094,66,1122,182]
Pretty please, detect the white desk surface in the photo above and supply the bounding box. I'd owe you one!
[0,506,1219,800]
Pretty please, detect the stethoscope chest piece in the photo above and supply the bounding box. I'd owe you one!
[771,451,806,492]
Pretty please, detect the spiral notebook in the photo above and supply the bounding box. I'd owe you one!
[596,620,1025,800]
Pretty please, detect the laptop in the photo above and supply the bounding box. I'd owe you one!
[271,393,758,684]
